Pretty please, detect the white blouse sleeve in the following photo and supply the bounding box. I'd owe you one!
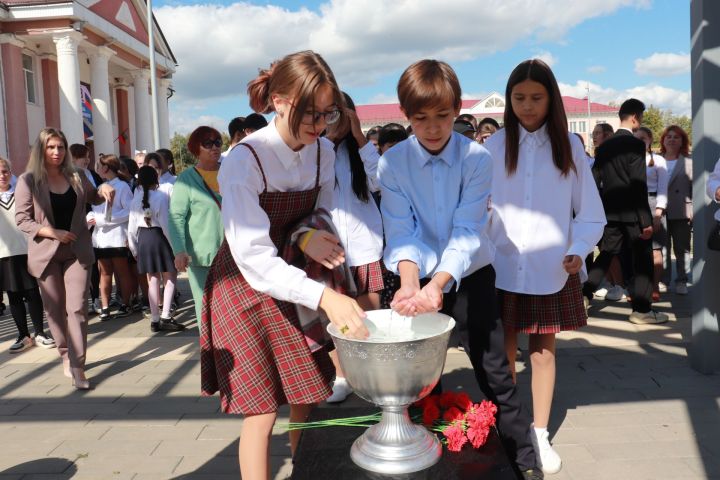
[220,147,326,310]
[655,156,669,211]
[156,191,171,241]
[127,191,141,257]
[358,141,381,192]
[567,138,606,259]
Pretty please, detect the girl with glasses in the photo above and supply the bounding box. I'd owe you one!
[200,50,368,479]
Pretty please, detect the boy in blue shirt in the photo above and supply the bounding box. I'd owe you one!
[379,59,542,480]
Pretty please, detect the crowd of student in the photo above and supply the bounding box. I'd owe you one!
[1,48,717,480]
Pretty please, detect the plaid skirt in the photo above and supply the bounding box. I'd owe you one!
[350,260,385,295]
[200,242,334,415]
[498,273,587,334]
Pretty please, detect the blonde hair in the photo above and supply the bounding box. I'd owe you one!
[26,128,80,193]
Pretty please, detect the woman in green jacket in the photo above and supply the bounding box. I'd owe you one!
[168,126,224,326]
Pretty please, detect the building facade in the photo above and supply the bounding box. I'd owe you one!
[0,0,176,171]
[357,93,620,150]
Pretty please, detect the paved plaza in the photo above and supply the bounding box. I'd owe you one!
[0,276,718,479]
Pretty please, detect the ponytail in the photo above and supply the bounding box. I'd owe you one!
[247,64,276,114]
[136,165,158,227]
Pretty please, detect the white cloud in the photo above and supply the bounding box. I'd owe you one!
[559,80,691,116]
[532,51,558,67]
[586,65,606,74]
[367,93,398,104]
[634,52,690,77]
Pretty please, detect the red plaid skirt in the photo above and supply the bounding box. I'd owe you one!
[350,260,385,294]
[200,242,334,414]
[498,274,587,334]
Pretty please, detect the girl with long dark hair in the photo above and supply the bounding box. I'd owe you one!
[484,59,605,474]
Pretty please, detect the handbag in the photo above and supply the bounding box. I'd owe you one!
[708,221,720,251]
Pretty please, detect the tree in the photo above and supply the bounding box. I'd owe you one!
[170,132,194,174]
[642,105,665,149]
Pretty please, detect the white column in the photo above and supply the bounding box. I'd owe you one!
[52,31,85,146]
[131,69,151,152]
[88,46,115,156]
[157,78,171,148]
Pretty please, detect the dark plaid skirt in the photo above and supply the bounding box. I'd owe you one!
[498,273,587,334]
[200,241,334,415]
[350,259,385,295]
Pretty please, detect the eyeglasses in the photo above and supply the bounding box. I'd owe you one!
[286,99,341,125]
[201,138,222,149]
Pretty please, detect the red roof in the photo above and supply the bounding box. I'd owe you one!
[357,96,617,123]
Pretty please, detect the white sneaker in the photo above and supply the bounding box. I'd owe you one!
[34,334,56,349]
[675,282,688,295]
[9,336,33,354]
[593,287,609,299]
[658,282,668,293]
[628,310,669,325]
[326,377,353,403]
[604,285,626,301]
[531,427,562,474]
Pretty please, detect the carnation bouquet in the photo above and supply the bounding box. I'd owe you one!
[285,391,497,453]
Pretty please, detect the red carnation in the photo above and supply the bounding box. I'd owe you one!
[422,401,441,426]
[467,424,490,448]
[453,392,473,410]
[444,423,468,452]
[443,406,465,423]
[437,392,458,408]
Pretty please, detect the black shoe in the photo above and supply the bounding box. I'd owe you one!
[150,321,160,333]
[113,305,131,318]
[0,301,5,316]
[521,468,544,480]
[159,317,186,331]
[99,308,111,321]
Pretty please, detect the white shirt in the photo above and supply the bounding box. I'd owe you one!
[160,171,176,185]
[666,158,678,177]
[220,119,335,310]
[707,157,720,222]
[87,177,133,249]
[127,187,171,257]
[484,125,606,295]
[331,140,384,267]
[646,153,668,210]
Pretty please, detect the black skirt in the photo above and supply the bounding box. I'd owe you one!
[0,255,38,292]
[136,227,177,274]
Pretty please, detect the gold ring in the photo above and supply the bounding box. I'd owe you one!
[339,325,349,335]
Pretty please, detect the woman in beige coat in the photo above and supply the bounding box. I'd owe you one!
[15,128,114,389]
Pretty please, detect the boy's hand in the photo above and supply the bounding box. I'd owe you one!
[563,255,583,275]
[411,281,443,314]
[391,284,420,316]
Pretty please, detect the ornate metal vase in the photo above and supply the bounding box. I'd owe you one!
[327,310,455,475]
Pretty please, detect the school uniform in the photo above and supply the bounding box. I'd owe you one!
[200,120,336,415]
[128,188,176,275]
[87,177,133,258]
[380,132,539,472]
[330,140,385,294]
[484,125,605,333]
[159,171,177,186]
[646,153,668,250]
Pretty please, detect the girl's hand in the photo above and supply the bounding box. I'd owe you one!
[411,281,443,314]
[174,252,191,272]
[346,110,368,148]
[320,288,368,339]
[98,183,115,205]
[301,230,345,269]
[391,283,420,316]
[53,229,77,244]
[563,255,583,275]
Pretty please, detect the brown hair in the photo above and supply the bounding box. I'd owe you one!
[69,143,88,160]
[397,59,461,117]
[26,128,80,193]
[99,154,129,181]
[637,126,655,166]
[504,59,575,177]
[187,126,222,157]
[659,125,690,157]
[247,50,343,138]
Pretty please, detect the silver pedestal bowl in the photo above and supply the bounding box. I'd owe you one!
[327,309,455,475]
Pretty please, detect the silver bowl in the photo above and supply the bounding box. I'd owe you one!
[327,309,455,475]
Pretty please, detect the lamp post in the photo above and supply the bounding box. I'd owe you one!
[147,0,160,150]
[586,83,592,150]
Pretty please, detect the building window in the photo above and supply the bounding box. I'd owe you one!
[484,97,504,108]
[569,121,577,132]
[22,54,36,104]
[579,121,586,133]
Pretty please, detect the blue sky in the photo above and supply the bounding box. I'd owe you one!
[153,0,691,133]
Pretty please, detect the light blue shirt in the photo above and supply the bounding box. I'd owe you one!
[379,132,495,290]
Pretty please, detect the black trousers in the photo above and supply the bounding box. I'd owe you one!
[439,265,537,472]
[583,221,653,313]
[8,288,45,338]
